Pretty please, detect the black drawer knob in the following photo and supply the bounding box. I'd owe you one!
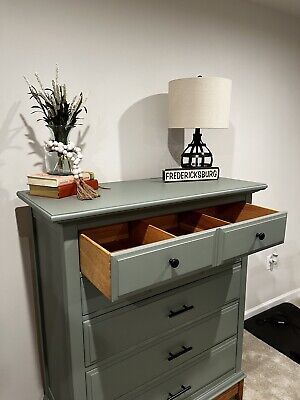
[256,232,265,240]
[167,385,192,400]
[169,258,180,269]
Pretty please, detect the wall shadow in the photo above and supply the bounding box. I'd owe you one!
[15,206,45,389]
[0,102,22,200]
[168,128,185,166]
[118,94,183,180]
[20,114,45,169]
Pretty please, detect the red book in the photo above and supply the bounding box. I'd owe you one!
[29,179,99,199]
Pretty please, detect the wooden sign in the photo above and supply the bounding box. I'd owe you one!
[163,167,219,183]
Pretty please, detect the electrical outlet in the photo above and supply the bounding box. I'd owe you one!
[267,252,279,271]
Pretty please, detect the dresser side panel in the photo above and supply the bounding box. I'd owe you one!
[35,217,86,400]
[235,192,252,372]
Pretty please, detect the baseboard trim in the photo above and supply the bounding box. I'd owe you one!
[245,288,300,319]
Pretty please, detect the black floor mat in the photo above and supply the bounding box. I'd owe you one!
[244,302,300,364]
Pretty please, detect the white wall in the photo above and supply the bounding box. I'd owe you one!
[1,0,300,398]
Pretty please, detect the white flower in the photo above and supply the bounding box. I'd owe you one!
[74,174,79,179]
[74,147,81,153]
[78,153,83,159]
[67,152,73,158]
[71,157,75,161]
[67,143,75,151]
[53,141,58,146]
[63,150,67,155]
[73,159,80,165]
[47,140,53,147]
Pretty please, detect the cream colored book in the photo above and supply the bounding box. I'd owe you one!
[27,172,94,188]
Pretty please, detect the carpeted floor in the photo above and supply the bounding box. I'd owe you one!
[242,330,300,400]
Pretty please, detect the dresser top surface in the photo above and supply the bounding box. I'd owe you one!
[17,177,267,223]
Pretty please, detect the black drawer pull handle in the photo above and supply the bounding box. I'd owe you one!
[168,304,194,318]
[168,345,193,361]
[256,232,265,240]
[169,258,180,269]
[167,385,192,400]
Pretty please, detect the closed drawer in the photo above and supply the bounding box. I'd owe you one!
[81,263,237,317]
[79,213,227,301]
[86,337,237,400]
[201,203,287,264]
[83,267,241,365]
[85,304,238,398]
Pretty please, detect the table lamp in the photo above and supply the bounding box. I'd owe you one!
[164,76,232,182]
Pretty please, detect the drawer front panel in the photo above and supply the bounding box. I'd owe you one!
[86,337,237,400]
[218,213,287,264]
[85,305,238,399]
[83,267,241,365]
[114,231,215,299]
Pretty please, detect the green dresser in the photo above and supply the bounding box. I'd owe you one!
[17,177,287,400]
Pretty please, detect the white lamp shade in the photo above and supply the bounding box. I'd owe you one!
[168,77,232,129]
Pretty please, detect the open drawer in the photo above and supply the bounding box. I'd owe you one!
[79,212,227,301]
[79,202,287,301]
[200,202,287,265]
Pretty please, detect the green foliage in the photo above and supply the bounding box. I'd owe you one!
[24,66,87,143]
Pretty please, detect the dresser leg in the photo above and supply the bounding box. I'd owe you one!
[214,379,244,400]
[236,380,244,400]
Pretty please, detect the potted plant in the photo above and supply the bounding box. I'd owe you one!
[24,66,87,176]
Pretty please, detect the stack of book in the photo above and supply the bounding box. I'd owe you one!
[27,172,99,199]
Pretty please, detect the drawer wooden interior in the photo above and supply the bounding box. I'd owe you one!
[142,212,229,236]
[81,221,174,253]
[80,221,174,298]
[198,202,278,223]
[80,210,237,264]
[80,212,230,298]
[79,202,280,299]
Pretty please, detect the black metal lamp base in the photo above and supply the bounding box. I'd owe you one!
[181,128,213,168]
